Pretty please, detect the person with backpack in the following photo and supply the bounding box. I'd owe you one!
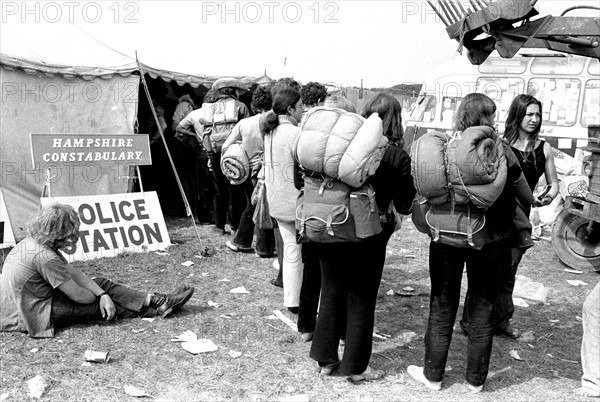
[261,88,305,313]
[223,86,276,258]
[459,94,558,339]
[203,80,251,235]
[300,81,328,112]
[308,93,415,383]
[407,93,534,393]
[171,90,201,221]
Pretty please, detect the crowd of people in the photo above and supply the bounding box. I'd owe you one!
[0,78,597,397]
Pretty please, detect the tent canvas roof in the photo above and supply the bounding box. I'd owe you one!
[0,22,271,88]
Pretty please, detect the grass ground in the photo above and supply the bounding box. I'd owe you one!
[0,216,598,401]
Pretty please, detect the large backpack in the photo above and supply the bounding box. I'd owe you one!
[412,197,490,249]
[200,98,241,153]
[295,174,382,243]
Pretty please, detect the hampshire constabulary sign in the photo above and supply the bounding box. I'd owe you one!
[41,192,171,262]
[30,134,152,166]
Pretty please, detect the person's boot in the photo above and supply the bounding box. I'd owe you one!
[150,287,195,318]
[495,324,520,339]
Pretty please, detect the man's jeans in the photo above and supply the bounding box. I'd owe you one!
[51,277,149,328]
[461,247,522,331]
[424,241,507,387]
[231,178,275,255]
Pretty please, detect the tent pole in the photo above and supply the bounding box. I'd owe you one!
[136,166,144,193]
[135,55,207,252]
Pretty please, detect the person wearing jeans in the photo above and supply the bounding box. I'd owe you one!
[423,241,508,386]
[223,87,276,256]
[408,93,533,393]
[0,204,195,338]
[310,93,416,383]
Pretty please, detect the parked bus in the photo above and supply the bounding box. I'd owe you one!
[405,50,600,162]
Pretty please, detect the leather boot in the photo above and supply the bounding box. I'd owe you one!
[150,287,194,318]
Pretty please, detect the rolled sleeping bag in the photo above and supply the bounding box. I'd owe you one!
[410,130,450,204]
[297,107,363,175]
[338,113,387,188]
[221,143,250,185]
[446,126,507,209]
[297,107,385,187]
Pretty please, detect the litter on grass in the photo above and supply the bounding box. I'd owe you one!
[519,331,535,342]
[124,385,153,398]
[273,309,298,332]
[171,330,197,342]
[230,286,250,294]
[181,261,194,267]
[387,289,414,297]
[132,328,146,333]
[219,278,231,282]
[228,350,242,359]
[155,251,169,256]
[513,297,529,307]
[402,286,415,292]
[30,348,38,353]
[208,300,221,308]
[202,272,209,277]
[567,280,589,286]
[373,332,390,340]
[181,338,218,354]
[26,375,47,399]
[514,276,548,304]
[510,350,524,361]
[549,319,559,323]
[488,366,512,378]
[0,392,9,402]
[141,318,155,323]
[564,268,583,274]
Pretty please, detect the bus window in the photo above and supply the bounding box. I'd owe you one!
[409,94,436,122]
[589,59,600,76]
[582,79,600,127]
[440,96,461,124]
[531,56,586,75]
[479,57,528,74]
[528,78,580,126]
[476,77,525,122]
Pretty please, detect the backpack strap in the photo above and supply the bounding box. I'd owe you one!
[466,205,475,247]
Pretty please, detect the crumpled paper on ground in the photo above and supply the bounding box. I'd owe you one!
[513,275,548,304]
[26,375,47,399]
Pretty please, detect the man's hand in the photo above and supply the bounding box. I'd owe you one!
[534,196,552,208]
[99,295,116,320]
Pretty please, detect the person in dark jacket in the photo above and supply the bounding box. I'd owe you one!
[407,93,534,393]
[309,93,416,383]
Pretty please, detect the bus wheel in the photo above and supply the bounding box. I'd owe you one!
[552,210,600,272]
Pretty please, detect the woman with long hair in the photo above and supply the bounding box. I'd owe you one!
[493,94,558,338]
[407,93,533,392]
[309,93,415,383]
[0,204,194,338]
[262,88,305,312]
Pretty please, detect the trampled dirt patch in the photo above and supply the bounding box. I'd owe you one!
[0,216,598,401]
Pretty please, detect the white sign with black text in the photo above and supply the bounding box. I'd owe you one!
[41,192,170,261]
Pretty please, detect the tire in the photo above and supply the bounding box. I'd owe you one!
[552,210,600,271]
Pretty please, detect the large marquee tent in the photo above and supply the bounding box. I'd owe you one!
[0,28,270,246]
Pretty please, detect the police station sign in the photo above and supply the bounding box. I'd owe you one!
[30,134,152,166]
[41,192,171,261]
